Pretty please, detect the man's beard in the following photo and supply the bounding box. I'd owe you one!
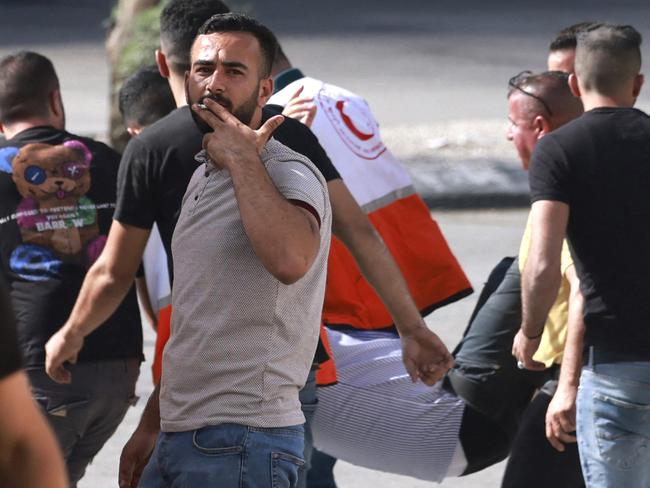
[189,85,259,134]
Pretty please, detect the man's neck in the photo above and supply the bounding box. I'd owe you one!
[169,73,188,108]
[581,92,636,112]
[2,119,55,140]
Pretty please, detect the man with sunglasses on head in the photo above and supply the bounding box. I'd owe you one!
[502,70,586,488]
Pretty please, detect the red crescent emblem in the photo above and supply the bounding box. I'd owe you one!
[335,100,374,141]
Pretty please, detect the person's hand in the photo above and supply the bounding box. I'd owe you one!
[282,85,317,127]
[193,98,284,170]
[118,426,159,488]
[45,327,84,384]
[511,329,546,371]
[545,384,578,452]
[400,326,454,386]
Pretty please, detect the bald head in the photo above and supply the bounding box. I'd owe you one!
[508,71,583,128]
[575,24,642,96]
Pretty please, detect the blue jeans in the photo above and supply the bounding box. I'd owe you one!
[139,423,304,488]
[577,362,650,488]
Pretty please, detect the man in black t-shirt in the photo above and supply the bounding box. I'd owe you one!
[0,51,142,487]
[45,3,454,487]
[514,24,650,487]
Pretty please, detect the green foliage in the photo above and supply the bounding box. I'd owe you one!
[115,0,253,81]
[116,3,164,80]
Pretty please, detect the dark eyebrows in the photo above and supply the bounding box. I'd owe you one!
[221,60,248,71]
[192,59,249,72]
[193,59,215,68]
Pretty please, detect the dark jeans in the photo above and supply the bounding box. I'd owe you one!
[28,359,140,487]
[501,384,585,488]
[307,449,338,488]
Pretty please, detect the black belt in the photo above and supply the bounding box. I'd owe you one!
[585,346,650,366]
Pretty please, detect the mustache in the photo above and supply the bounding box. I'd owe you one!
[198,94,233,112]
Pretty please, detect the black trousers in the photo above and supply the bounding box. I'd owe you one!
[501,388,585,488]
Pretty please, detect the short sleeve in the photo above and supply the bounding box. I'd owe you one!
[0,277,22,379]
[266,159,327,224]
[264,107,341,182]
[114,138,156,229]
[529,135,572,205]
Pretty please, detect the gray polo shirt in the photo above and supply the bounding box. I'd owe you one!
[160,138,331,432]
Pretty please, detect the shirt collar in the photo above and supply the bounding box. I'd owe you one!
[273,68,305,94]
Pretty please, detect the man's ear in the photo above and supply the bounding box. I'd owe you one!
[49,89,63,117]
[126,126,141,137]
[183,71,191,106]
[568,74,581,98]
[156,49,170,79]
[633,73,644,98]
[533,114,552,139]
[257,77,274,107]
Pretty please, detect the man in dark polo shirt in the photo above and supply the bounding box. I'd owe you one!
[513,24,650,487]
[0,51,142,486]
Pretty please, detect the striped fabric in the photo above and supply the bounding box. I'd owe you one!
[313,328,466,482]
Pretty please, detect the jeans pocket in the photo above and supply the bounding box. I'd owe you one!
[593,392,650,470]
[33,395,89,418]
[192,426,245,456]
[272,451,305,488]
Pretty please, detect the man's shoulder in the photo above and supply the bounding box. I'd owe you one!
[135,106,199,148]
[264,139,324,181]
[123,106,201,164]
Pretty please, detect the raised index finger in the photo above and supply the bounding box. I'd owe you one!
[203,97,238,124]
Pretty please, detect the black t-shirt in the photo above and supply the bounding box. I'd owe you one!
[114,105,340,280]
[0,275,21,379]
[529,107,650,358]
[0,126,142,367]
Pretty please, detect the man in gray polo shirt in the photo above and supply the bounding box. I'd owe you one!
[132,14,331,488]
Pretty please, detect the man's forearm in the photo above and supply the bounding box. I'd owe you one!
[522,200,570,338]
[558,266,585,389]
[61,221,151,338]
[521,254,562,338]
[229,157,320,284]
[344,223,424,334]
[139,384,161,433]
[63,257,136,337]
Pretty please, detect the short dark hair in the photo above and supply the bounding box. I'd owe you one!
[508,70,583,124]
[160,0,230,75]
[0,51,59,125]
[549,22,602,51]
[575,23,642,94]
[197,13,277,78]
[119,66,176,129]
